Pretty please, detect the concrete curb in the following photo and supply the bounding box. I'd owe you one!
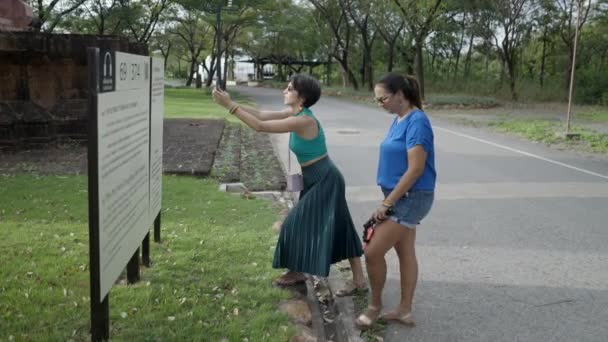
[306,279,328,341]
[327,268,364,342]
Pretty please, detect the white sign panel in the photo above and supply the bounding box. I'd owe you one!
[149,58,164,225]
[97,52,150,300]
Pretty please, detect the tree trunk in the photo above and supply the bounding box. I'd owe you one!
[196,73,202,88]
[415,39,425,99]
[204,59,216,88]
[398,46,415,74]
[388,46,395,72]
[454,22,466,81]
[565,46,574,96]
[453,54,460,82]
[334,54,359,90]
[278,63,284,82]
[364,49,374,91]
[223,50,229,87]
[429,45,436,73]
[540,27,547,88]
[360,54,366,86]
[499,59,505,87]
[506,56,517,100]
[464,31,474,81]
[485,55,490,81]
[186,58,197,87]
[325,54,332,86]
[163,54,170,72]
[367,61,373,90]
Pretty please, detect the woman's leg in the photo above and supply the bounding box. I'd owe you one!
[348,257,366,287]
[336,257,367,297]
[356,220,406,326]
[381,227,417,325]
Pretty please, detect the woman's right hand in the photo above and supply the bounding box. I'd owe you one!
[212,88,233,109]
[373,205,390,222]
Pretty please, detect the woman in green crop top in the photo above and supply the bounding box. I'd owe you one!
[213,74,366,293]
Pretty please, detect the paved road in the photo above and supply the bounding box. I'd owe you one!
[234,86,608,342]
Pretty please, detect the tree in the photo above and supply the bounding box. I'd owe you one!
[25,0,87,32]
[392,0,445,99]
[309,0,359,89]
[169,11,213,87]
[556,0,594,93]
[371,2,405,73]
[534,0,560,88]
[118,0,173,43]
[343,0,377,90]
[482,0,534,100]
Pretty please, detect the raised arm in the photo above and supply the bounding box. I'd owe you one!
[212,89,294,120]
[239,104,294,121]
[212,88,312,134]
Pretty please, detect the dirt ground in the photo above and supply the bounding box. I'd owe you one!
[0,119,286,191]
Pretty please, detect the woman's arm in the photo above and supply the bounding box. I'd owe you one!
[239,104,295,121]
[212,89,294,120]
[374,145,426,220]
[232,105,311,133]
[385,146,426,204]
[213,88,311,133]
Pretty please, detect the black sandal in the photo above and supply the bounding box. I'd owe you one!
[272,272,306,287]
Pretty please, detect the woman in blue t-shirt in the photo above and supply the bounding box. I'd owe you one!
[356,73,436,328]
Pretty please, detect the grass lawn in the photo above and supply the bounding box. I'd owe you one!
[0,175,294,341]
[164,87,251,121]
[489,120,608,154]
[577,107,608,123]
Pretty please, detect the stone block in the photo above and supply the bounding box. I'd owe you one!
[0,32,149,149]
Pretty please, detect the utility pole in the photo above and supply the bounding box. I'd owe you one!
[565,0,583,139]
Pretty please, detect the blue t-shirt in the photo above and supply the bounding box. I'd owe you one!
[377,110,436,191]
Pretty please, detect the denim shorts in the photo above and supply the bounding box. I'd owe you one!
[382,188,434,229]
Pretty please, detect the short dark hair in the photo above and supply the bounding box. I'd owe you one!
[290,74,321,108]
[376,72,422,109]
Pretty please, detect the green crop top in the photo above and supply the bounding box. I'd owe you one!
[289,108,328,164]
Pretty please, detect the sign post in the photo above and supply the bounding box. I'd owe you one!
[87,48,164,341]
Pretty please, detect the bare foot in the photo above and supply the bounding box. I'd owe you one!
[381,310,416,326]
[355,306,381,329]
[335,280,368,297]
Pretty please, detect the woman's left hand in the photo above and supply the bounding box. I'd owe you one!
[212,88,232,108]
[373,205,390,222]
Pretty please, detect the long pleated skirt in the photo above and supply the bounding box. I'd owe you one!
[272,157,363,277]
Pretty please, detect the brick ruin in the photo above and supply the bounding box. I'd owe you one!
[0,32,148,150]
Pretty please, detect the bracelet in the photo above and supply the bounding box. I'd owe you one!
[228,103,240,115]
[381,200,393,208]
